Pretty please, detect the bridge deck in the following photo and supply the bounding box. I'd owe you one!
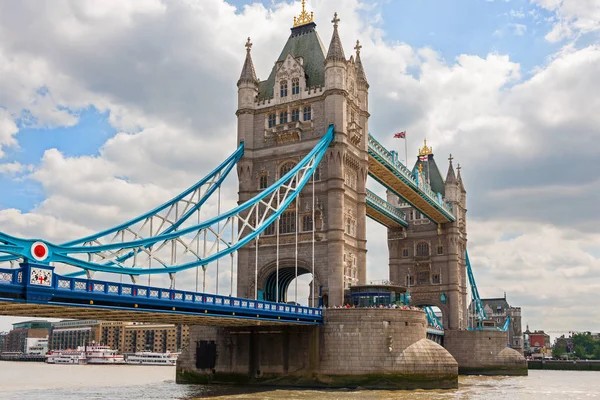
[0,264,322,326]
[368,134,455,224]
[365,189,408,228]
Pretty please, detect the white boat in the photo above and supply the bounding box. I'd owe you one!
[46,349,85,364]
[54,354,87,365]
[83,345,125,364]
[125,351,179,366]
[46,345,125,365]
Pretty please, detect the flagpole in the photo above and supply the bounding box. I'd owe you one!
[404,135,408,167]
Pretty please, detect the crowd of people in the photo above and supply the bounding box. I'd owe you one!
[326,304,424,312]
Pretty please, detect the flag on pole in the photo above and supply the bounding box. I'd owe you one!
[394,131,406,138]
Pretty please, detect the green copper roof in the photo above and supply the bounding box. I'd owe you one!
[412,154,446,197]
[258,22,326,100]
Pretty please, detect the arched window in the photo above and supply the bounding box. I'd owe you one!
[303,106,311,121]
[279,211,296,234]
[292,78,300,95]
[302,215,313,231]
[416,242,429,257]
[280,80,288,97]
[279,111,288,124]
[279,162,296,178]
[259,174,268,190]
[291,108,300,121]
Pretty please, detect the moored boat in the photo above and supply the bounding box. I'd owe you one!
[124,351,178,366]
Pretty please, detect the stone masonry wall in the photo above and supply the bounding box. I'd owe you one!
[320,309,457,378]
[444,329,527,375]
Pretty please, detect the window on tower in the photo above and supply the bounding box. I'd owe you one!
[280,80,288,97]
[303,106,312,121]
[302,215,313,232]
[279,211,296,234]
[263,224,275,236]
[416,242,429,257]
[292,78,300,95]
[291,108,300,121]
[268,113,276,128]
[259,174,268,190]
[279,162,296,178]
[437,245,443,255]
[279,111,288,124]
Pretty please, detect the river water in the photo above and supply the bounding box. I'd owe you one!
[0,361,598,399]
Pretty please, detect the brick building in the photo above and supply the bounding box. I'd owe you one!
[2,320,51,353]
[49,319,188,353]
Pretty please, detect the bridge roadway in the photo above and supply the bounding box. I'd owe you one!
[0,264,322,327]
[368,134,455,224]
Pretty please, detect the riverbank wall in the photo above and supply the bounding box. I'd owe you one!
[528,360,600,371]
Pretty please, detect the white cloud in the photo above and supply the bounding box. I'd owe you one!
[0,162,31,176]
[512,23,527,36]
[0,108,18,158]
[533,0,600,42]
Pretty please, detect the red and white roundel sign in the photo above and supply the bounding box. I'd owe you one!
[30,242,49,262]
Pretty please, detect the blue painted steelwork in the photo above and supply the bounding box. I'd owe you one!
[367,134,455,222]
[365,189,408,228]
[423,305,443,330]
[465,250,488,329]
[501,316,510,332]
[0,142,244,266]
[0,263,323,325]
[0,126,334,277]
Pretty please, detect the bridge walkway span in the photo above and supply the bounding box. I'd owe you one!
[368,134,455,224]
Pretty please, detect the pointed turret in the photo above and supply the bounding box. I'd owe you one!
[238,37,259,87]
[457,163,466,193]
[445,154,457,183]
[237,37,259,149]
[444,154,459,204]
[354,40,369,87]
[325,13,345,62]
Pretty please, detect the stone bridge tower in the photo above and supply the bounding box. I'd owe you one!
[235,7,370,307]
[387,143,468,330]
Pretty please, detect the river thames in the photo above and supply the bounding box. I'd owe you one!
[0,361,598,399]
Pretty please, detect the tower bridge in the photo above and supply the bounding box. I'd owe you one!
[0,3,526,389]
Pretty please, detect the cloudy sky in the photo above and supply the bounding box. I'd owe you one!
[0,0,598,334]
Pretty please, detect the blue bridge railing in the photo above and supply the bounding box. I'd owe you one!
[0,263,323,325]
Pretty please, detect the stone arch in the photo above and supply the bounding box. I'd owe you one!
[410,297,450,330]
[277,159,298,179]
[257,258,321,304]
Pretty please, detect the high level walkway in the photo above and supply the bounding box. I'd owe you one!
[367,134,455,224]
[365,189,408,228]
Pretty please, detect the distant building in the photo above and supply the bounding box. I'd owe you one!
[0,332,8,352]
[524,326,550,357]
[123,323,189,353]
[3,320,51,353]
[469,294,523,354]
[50,319,188,353]
[25,337,48,355]
[554,335,574,354]
[49,319,102,350]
